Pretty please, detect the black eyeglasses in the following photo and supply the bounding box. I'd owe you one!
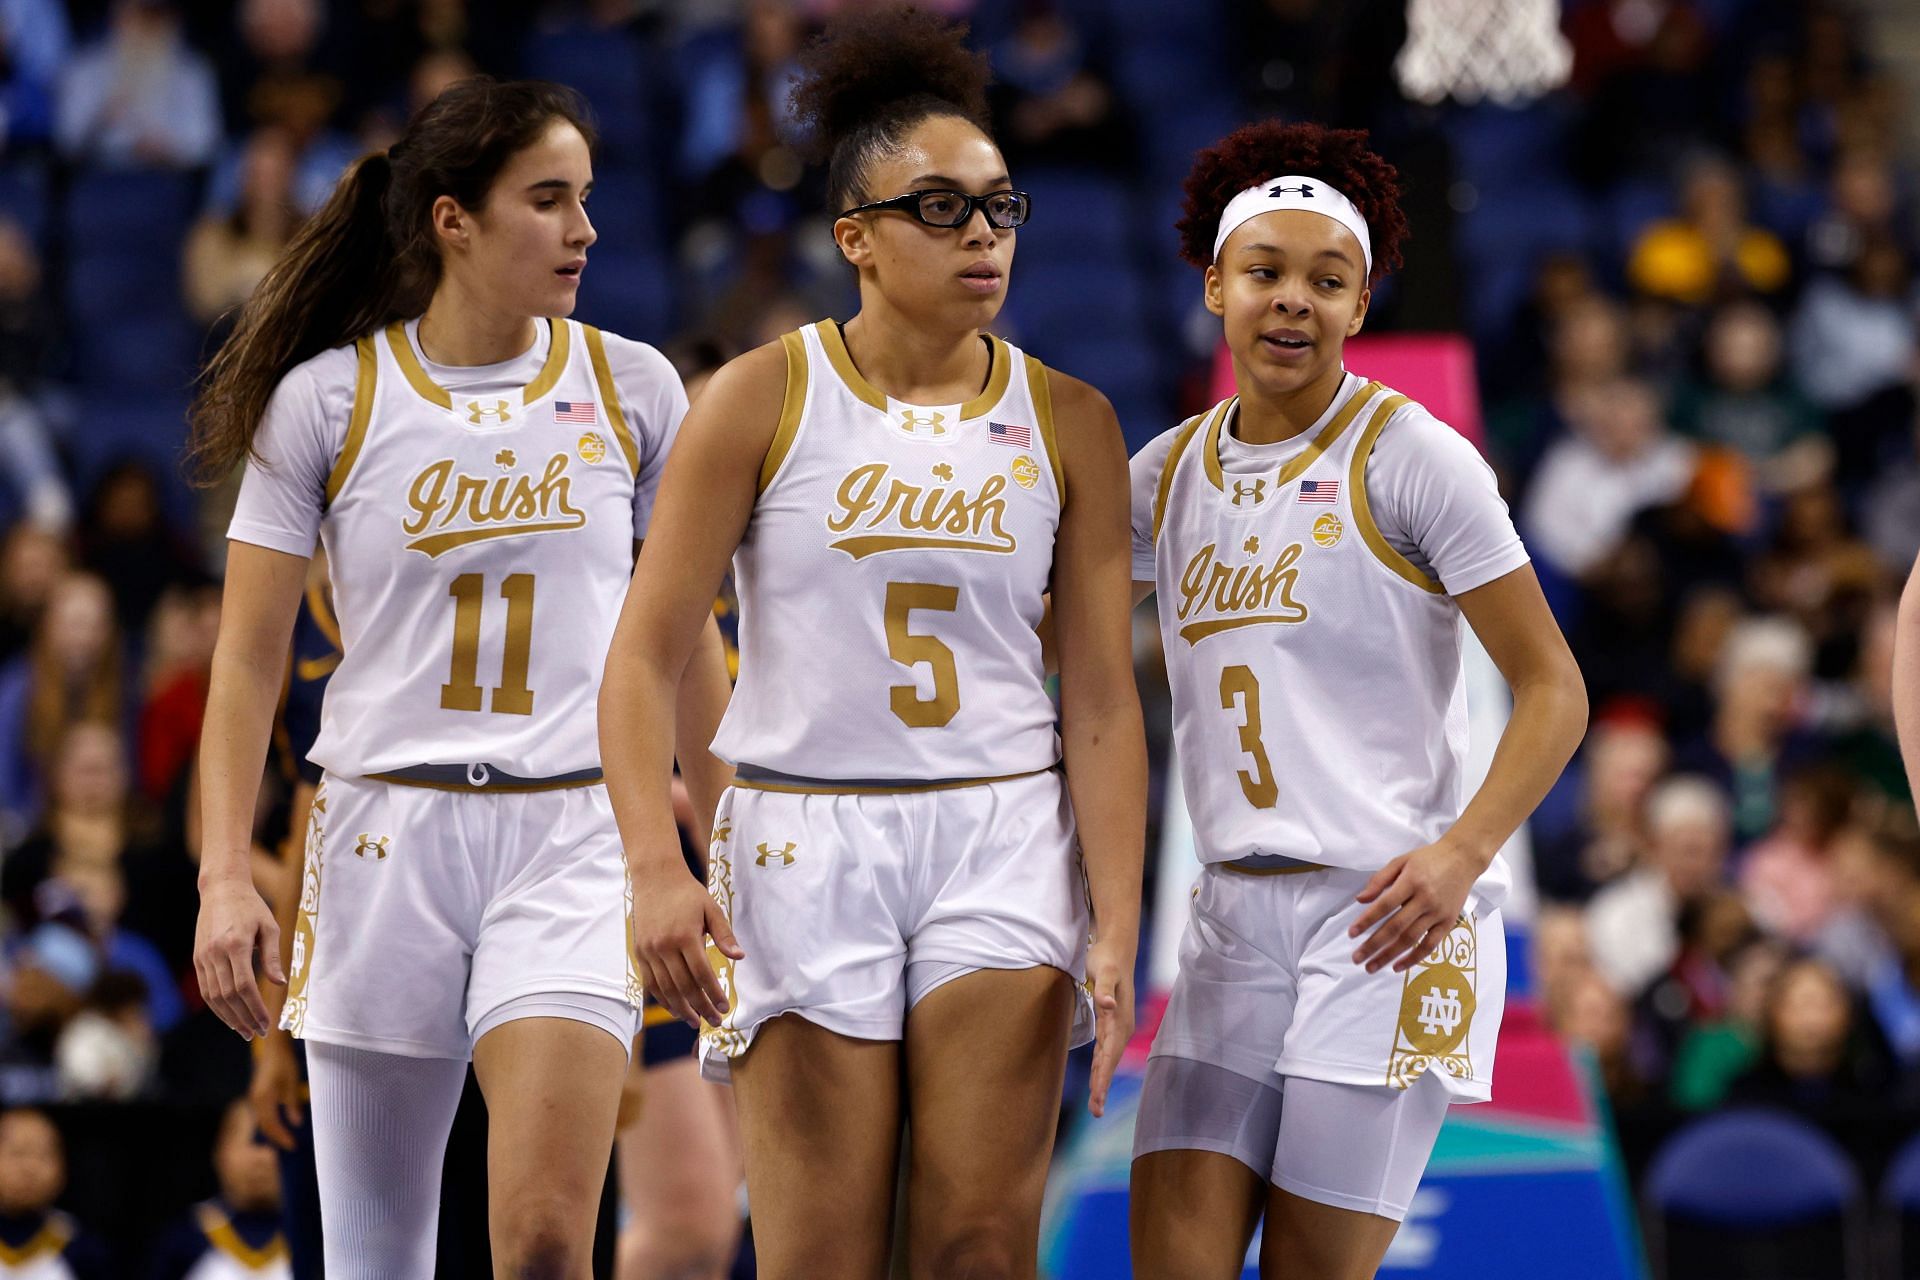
[837,189,1031,230]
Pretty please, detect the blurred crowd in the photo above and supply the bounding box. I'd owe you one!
[0,0,1898,1265]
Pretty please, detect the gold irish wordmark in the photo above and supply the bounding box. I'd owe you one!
[441,572,538,715]
[403,453,587,558]
[825,462,1016,559]
[1218,665,1279,809]
[884,581,962,728]
[1176,540,1310,644]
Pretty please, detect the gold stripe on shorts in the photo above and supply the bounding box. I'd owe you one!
[730,765,1054,796]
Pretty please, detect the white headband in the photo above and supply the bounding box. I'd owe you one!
[1211,175,1372,274]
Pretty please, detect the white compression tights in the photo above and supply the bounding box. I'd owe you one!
[306,1042,469,1279]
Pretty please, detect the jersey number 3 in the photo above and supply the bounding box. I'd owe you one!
[442,573,536,715]
[1219,664,1278,808]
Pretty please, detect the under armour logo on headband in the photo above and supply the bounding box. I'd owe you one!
[1269,183,1316,199]
[1214,174,1373,271]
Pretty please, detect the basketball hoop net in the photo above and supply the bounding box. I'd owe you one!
[1396,0,1573,105]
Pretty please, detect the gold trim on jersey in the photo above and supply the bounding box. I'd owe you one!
[1024,353,1066,502]
[730,765,1053,795]
[582,324,642,477]
[1151,404,1219,543]
[1202,380,1383,493]
[323,337,378,506]
[760,329,809,493]
[1346,392,1442,593]
[813,320,1012,420]
[0,1216,70,1263]
[199,1203,290,1268]
[384,318,573,414]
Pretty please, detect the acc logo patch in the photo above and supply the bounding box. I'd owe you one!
[577,432,608,465]
[1312,512,1344,547]
[1010,455,1040,490]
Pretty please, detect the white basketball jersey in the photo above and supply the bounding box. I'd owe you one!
[312,319,645,778]
[1150,379,1511,900]
[712,320,1063,780]
[0,1215,78,1279]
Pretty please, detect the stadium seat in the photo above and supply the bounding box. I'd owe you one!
[1017,169,1133,261]
[1877,1130,1920,1277]
[571,247,676,347]
[1644,1109,1866,1279]
[63,168,199,249]
[522,21,658,164]
[0,161,50,245]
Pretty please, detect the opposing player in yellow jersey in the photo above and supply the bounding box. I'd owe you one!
[600,10,1146,1277]
[189,78,731,1277]
[1128,122,1588,1279]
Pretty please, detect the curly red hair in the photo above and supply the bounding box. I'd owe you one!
[1177,121,1408,283]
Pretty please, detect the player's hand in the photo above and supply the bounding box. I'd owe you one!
[1350,840,1485,974]
[629,852,744,1029]
[249,1029,304,1151]
[194,877,283,1039]
[1086,935,1136,1118]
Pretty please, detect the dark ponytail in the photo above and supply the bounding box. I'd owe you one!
[187,77,594,485]
[789,7,992,215]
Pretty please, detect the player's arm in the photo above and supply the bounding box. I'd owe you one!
[674,613,734,848]
[1048,371,1149,1117]
[1350,564,1588,971]
[600,342,783,1027]
[1892,550,1920,805]
[195,542,308,1038]
[251,800,309,1150]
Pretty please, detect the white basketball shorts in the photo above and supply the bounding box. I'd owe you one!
[280,773,641,1059]
[697,768,1094,1081]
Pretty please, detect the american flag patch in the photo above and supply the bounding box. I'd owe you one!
[554,400,596,424]
[988,421,1032,448]
[1298,480,1340,504]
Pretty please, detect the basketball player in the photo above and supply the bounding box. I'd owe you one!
[1128,123,1588,1279]
[189,78,731,1276]
[599,10,1146,1276]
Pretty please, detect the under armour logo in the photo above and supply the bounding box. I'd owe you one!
[755,841,797,867]
[711,820,732,847]
[1417,987,1463,1038]
[353,834,391,860]
[467,399,512,425]
[1232,479,1268,507]
[1268,182,1315,199]
[900,410,947,436]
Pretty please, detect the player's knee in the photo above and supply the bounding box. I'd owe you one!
[918,1218,1026,1280]
[496,1206,585,1279]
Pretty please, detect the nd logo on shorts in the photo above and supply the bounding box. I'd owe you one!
[1387,915,1478,1090]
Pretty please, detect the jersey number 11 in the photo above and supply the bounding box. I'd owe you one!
[441,573,536,715]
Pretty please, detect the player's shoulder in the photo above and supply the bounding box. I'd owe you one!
[1133,400,1224,470]
[1364,383,1480,463]
[274,339,361,402]
[573,324,679,394]
[1030,362,1115,427]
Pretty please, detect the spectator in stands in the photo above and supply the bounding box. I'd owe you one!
[0,573,121,841]
[1818,822,1920,1069]
[147,1099,288,1280]
[1521,375,1696,578]
[1558,966,1648,1108]
[1671,301,1828,495]
[136,582,219,808]
[57,857,180,1037]
[1586,774,1731,998]
[1748,483,1879,663]
[53,0,221,170]
[1490,291,1632,482]
[0,925,96,1104]
[1667,934,1786,1110]
[1789,234,1917,484]
[0,0,69,151]
[54,968,156,1101]
[0,220,68,532]
[1726,956,1890,1126]
[1740,768,1855,944]
[987,2,1127,172]
[1805,147,1910,279]
[0,525,65,664]
[183,126,299,328]
[1635,889,1753,1073]
[1678,615,1822,844]
[1627,154,1792,307]
[0,1108,109,1277]
[1535,711,1668,903]
[76,461,202,637]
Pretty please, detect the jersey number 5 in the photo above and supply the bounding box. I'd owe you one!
[885,581,961,728]
[442,573,536,715]
[1219,665,1278,808]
